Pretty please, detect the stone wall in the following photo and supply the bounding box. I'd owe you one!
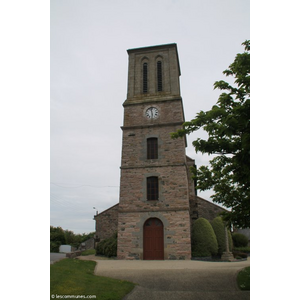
[94,203,119,241]
[117,210,191,260]
[79,237,95,250]
[190,195,227,223]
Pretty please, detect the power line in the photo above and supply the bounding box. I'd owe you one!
[50,182,119,189]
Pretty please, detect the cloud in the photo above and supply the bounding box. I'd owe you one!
[50,0,250,233]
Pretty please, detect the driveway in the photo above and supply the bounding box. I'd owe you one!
[89,258,250,300]
[50,252,66,264]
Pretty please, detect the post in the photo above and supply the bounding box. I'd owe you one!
[221,223,234,261]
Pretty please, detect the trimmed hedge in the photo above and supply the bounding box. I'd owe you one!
[211,217,233,255]
[228,229,233,252]
[232,233,249,248]
[234,246,250,253]
[211,217,226,255]
[96,232,117,257]
[192,218,218,257]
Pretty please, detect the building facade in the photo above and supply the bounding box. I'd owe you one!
[94,44,226,260]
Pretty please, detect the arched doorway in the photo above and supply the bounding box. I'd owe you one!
[143,218,164,260]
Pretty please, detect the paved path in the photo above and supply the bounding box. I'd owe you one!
[50,253,66,264]
[81,256,250,300]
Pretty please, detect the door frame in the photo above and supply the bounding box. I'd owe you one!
[143,217,164,260]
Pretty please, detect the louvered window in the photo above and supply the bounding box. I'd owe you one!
[147,177,159,200]
[147,138,158,159]
[143,63,148,93]
[157,61,162,91]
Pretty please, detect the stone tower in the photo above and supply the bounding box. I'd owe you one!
[117,44,192,260]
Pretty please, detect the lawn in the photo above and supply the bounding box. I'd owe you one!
[80,248,96,256]
[237,266,250,291]
[50,258,135,300]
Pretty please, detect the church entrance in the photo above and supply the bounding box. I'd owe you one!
[143,218,164,260]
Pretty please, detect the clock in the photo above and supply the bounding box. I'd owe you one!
[145,107,159,119]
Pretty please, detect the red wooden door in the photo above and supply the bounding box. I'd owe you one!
[143,218,164,260]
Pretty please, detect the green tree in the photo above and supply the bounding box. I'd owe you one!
[50,226,66,252]
[64,229,82,249]
[172,41,250,228]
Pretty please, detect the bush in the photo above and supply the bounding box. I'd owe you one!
[192,218,218,257]
[232,251,248,259]
[234,246,250,253]
[96,233,117,257]
[211,217,234,255]
[50,241,61,253]
[232,233,249,247]
[211,217,226,255]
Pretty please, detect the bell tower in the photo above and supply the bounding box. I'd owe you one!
[117,44,192,260]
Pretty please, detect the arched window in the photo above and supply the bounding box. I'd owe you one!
[147,177,159,200]
[157,61,163,91]
[147,138,158,159]
[143,63,148,93]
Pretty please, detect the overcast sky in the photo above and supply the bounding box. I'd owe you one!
[50,0,250,234]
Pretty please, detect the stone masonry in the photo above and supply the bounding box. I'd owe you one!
[94,44,226,260]
[94,203,118,242]
[116,44,192,260]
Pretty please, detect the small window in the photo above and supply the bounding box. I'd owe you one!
[147,177,159,200]
[143,63,148,93]
[147,138,158,159]
[157,61,162,91]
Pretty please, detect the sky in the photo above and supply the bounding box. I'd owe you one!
[50,0,250,234]
[3,1,300,297]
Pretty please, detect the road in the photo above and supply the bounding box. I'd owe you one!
[50,253,66,264]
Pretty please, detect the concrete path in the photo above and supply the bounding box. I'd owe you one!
[84,257,250,300]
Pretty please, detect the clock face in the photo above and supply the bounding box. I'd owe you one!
[145,107,159,119]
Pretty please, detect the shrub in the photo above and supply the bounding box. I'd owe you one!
[96,239,106,255]
[232,251,248,259]
[192,218,218,257]
[211,217,234,255]
[234,246,250,253]
[211,217,226,255]
[96,232,117,257]
[50,241,60,253]
[232,233,249,247]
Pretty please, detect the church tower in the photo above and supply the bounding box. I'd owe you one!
[117,44,192,260]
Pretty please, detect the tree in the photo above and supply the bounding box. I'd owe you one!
[172,41,250,228]
[50,226,95,251]
[50,226,66,252]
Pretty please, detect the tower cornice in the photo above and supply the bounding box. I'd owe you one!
[123,96,182,107]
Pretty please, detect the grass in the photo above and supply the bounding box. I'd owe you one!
[237,266,250,291]
[81,248,96,256]
[50,259,135,300]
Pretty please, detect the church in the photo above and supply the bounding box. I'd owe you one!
[94,43,225,260]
